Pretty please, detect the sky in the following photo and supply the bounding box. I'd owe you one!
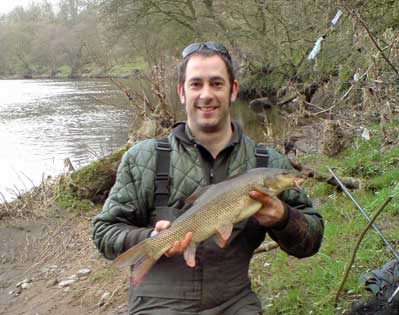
[0,0,59,14]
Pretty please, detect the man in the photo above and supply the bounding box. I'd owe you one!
[92,42,324,315]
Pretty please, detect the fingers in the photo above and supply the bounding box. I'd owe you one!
[165,232,193,257]
[151,221,194,260]
[249,190,274,206]
[155,220,171,232]
[249,190,285,226]
[150,220,171,237]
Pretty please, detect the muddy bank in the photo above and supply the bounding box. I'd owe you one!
[0,215,130,315]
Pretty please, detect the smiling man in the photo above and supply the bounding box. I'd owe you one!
[178,52,238,158]
[93,42,324,315]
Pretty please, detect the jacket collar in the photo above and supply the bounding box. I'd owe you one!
[172,121,242,147]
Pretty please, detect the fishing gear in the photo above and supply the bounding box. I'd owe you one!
[327,167,399,260]
[327,167,399,303]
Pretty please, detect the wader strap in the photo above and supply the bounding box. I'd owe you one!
[255,144,269,168]
[155,138,171,207]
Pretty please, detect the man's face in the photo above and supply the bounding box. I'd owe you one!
[177,54,238,134]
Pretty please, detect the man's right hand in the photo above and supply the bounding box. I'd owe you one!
[151,220,193,258]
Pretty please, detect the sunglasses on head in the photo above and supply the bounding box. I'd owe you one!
[181,42,231,61]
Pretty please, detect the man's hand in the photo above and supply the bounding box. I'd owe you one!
[249,191,285,227]
[151,220,193,257]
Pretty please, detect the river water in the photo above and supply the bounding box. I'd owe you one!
[0,79,133,201]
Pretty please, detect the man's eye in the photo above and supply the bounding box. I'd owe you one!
[213,81,224,88]
[189,82,201,88]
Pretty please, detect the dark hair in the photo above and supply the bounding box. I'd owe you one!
[177,48,235,89]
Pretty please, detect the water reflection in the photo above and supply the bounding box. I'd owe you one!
[0,79,132,200]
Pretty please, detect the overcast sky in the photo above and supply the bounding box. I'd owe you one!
[0,0,59,14]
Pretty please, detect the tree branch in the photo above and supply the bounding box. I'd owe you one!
[342,0,399,77]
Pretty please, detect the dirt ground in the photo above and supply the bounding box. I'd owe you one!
[0,214,130,315]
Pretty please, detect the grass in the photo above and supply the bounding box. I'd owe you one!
[250,122,399,314]
[107,58,148,78]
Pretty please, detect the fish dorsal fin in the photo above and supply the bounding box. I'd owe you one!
[214,222,233,248]
[181,185,213,210]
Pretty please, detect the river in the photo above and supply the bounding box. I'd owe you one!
[0,79,133,201]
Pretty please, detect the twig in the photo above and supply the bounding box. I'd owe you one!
[310,102,339,116]
[0,191,9,206]
[342,0,399,77]
[334,196,393,307]
[254,241,279,254]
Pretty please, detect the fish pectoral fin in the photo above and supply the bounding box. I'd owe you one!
[214,223,233,248]
[183,242,197,267]
[214,234,228,248]
[217,223,233,240]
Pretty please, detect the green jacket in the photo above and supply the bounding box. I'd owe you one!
[92,121,323,314]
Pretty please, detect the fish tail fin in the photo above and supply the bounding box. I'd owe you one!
[112,240,157,284]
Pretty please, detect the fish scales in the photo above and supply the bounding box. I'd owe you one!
[143,179,260,258]
[142,176,264,261]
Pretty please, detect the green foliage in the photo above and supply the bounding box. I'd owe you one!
[340,137,382,178]
[107,60,148,78]
[55,146,127,213]
[56,65,72,78]
[336,128,399,195]
[338,64,353,92]
[54,185,94,214]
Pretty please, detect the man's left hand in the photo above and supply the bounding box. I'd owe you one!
[249,191,285,227]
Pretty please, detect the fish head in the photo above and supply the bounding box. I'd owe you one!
[262,169,306,195]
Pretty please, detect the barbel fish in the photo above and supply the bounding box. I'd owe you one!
[113,167,305,284]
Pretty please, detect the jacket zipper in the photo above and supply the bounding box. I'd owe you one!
[194,143,213,185]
